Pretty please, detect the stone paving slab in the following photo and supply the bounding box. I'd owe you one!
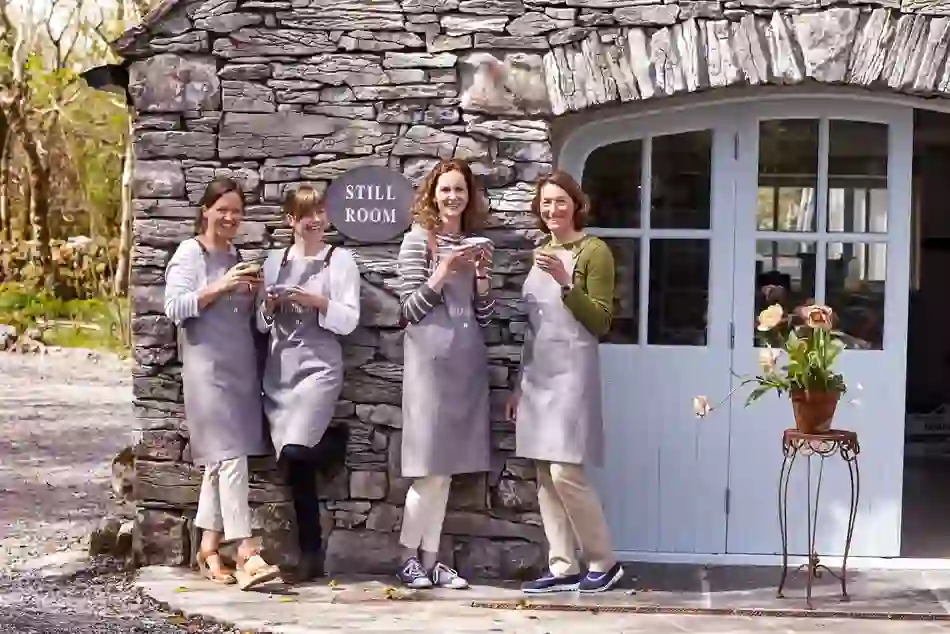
[137,566,950,634]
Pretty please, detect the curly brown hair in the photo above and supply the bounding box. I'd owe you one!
[409,159,488,233]
[529,171,590,233]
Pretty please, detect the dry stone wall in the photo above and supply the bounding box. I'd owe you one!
[120,0,950,577]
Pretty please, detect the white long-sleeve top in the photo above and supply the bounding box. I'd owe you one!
[256,244,361,336]
[164,238,238,326]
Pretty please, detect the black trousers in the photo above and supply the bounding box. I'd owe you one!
[279,425,348,557]
[281,444,323,555]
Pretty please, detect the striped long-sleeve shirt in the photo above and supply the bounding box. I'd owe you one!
[395,226,495,327]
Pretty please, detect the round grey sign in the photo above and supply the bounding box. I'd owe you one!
[325,166,415,242]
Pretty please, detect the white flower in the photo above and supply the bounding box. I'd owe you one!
[757,304,784,332]
[692,396,712,418]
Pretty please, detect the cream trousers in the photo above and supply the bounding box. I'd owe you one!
[398,475,451,553]
[194,457,253,542]
[537,461,616,576]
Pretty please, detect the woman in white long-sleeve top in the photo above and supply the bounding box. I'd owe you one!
[394,158,495,590]
[257,185,361,583]
[164,177,281,591]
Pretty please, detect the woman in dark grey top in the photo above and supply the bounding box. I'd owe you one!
[164,178,280,591]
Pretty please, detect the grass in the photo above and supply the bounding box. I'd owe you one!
[0,283,131,355]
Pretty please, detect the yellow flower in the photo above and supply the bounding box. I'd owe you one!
[692,395,711,418]
[804,304,833,330]
[757,304,784,331]
[758,346,779,373]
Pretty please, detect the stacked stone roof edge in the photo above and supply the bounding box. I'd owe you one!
[113,0,186,56]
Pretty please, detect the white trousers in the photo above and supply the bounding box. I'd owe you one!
[398,475,451,553]
[194,457,253,542]
[537,461,616,576]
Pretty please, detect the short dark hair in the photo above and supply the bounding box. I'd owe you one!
[529,170,590,233]
[195,178,245,234]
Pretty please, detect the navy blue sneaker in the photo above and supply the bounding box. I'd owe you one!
[578,564,624,593]
[396,557,433,589]
[521,572,582,594]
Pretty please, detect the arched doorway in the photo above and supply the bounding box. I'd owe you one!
[558,95,913,560]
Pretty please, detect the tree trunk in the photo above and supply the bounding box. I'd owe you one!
[114,119,133,296]
[29,163,53,269]
[19,158,30,241]
[0,112,9,242]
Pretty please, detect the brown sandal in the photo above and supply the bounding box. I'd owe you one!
[196,551,236,585]
[235,552,281,591]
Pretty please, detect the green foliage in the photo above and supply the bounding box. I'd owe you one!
[0,282,130,353]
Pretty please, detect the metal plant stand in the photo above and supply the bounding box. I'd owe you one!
[776,429,861,610]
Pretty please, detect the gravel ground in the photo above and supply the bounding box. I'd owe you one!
[0,349,247,634]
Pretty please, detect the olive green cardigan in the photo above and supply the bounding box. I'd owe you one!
[537,235,616,337]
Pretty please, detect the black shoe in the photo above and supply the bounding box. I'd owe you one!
[282,553,324,584]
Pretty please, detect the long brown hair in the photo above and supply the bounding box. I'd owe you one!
[529,171,590,234]
[195,177,244,234]
[409,159,487,233]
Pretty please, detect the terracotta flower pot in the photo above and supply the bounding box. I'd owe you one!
[790,389,840,434]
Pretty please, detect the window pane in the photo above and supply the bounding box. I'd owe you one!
[827,121,888,233]
[603,237,639,344]
[826,242,886,350]
[583,140,642,229]
[753,239,818,345]
[648,239,709,346]
[757,120,819,232]
[651,131,712,229]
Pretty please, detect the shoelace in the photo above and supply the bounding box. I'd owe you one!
[435,564,460,579]
[404,559,427,579]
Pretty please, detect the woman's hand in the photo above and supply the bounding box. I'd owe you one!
[535,252,571,287]
[216,262,261,294]
[474,245,493,279]
[429,244,476,291]
[286,286,329,312]
[505,392,520,422]
[262,287,281,315]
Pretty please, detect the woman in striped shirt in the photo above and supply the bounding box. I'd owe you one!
[394,159,495,590]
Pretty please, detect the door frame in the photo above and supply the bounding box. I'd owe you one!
[557,94,915,564]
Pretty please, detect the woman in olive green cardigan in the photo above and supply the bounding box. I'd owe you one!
[505,170,623,595]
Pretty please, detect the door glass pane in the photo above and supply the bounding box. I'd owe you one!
[603,238,639,344]
[583,140,642,229]
[757,120,819,232]
[651,131,712,229]
[753,239,818,345]
[826,241,886,350]
[648,239,709,346]
[827,121,888,233]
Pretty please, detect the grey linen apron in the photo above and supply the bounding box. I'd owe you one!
[515,246,605,467]
[179,247,267,467]
[401,239,491,478]
[262,247,343,457]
